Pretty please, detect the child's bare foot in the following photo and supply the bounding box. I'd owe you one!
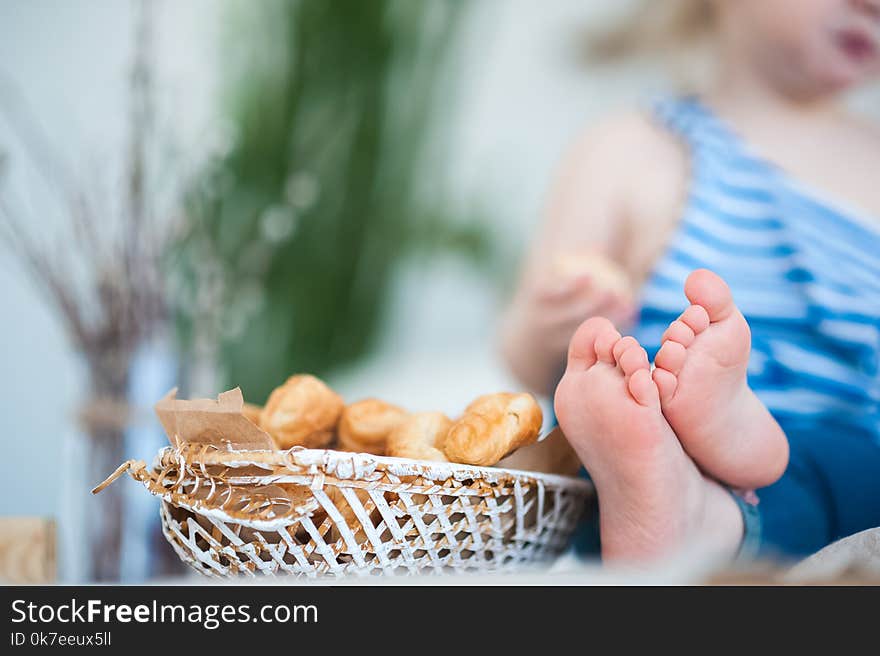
[652,269,789,489]
[554,317,743,563]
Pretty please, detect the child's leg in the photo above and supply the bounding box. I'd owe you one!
[652,269,789,489]
[755,423,880,559]
[554,316,743,563]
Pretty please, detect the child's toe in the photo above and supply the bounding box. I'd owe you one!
[684,269,736,323]
[655,340,687,375]
[661,319,696,346]
[652,367,678,404]
[678,304,710,335]
[628,368,660,408]
[617,342,649,377]
[612,335,639,362]
[567,317,616,371]
[594,325,622,364]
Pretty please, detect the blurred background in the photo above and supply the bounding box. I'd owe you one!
[1,0,876,583]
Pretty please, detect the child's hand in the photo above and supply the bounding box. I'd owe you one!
[526,252,636,354]
[501,249,637,393]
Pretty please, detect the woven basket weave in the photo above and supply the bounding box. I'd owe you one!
[99,444,593,578]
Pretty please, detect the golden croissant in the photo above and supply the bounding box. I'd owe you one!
[443,393,542,466]
[337,398,409,455]
[385,411,451,462]
[259,374,343,449]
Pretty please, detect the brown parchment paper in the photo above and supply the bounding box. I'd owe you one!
[154,387,274,450]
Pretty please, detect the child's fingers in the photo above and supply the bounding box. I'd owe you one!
[543,285,624,319]
[536,273,593,302]
[540,300,595,328]
[586,291,635,322]
[542,299,628,336]
[609,297,638,324]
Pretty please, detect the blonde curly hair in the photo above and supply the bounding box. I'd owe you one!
[587,0,717,62]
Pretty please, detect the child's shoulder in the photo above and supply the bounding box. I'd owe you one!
[568,108,679,165]
[562,108,687,223]
[563,108,685,193]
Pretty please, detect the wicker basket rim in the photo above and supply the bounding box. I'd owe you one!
[153,444,592,492]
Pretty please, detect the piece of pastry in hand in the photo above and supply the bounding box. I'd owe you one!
[555,251,632,299]
[259,374,344,449]
[242,402,263,427]
[385,412,451,462]
[444,393,542,466]
[337,398,408,455]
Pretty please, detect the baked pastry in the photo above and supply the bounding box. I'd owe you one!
[323,485,377,547]
[443,393,542,466]
[555,251,632,299]
[242,402,263,426]
[385,412,451,462]
[259,374,344,449]
[337,398,408,455]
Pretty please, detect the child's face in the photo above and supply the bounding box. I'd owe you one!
[723,0,880,95]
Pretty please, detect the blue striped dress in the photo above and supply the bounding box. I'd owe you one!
[633,97,880,445]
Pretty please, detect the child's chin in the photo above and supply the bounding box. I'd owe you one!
[805,67,868,96]
[817,56,880,92]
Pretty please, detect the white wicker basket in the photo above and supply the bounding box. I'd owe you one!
[98,444,592,578]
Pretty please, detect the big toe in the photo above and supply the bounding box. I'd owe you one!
[684,269,736,323]
[567,316,618,371]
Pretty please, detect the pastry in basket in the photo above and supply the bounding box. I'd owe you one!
[443,392,542,466]
[337,398,409,455]
[101,387,594,576]
[323,485,378,547]
[259,374,344,449]
[385,411,451,462]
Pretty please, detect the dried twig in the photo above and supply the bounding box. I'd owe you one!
[0,0,175,397]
